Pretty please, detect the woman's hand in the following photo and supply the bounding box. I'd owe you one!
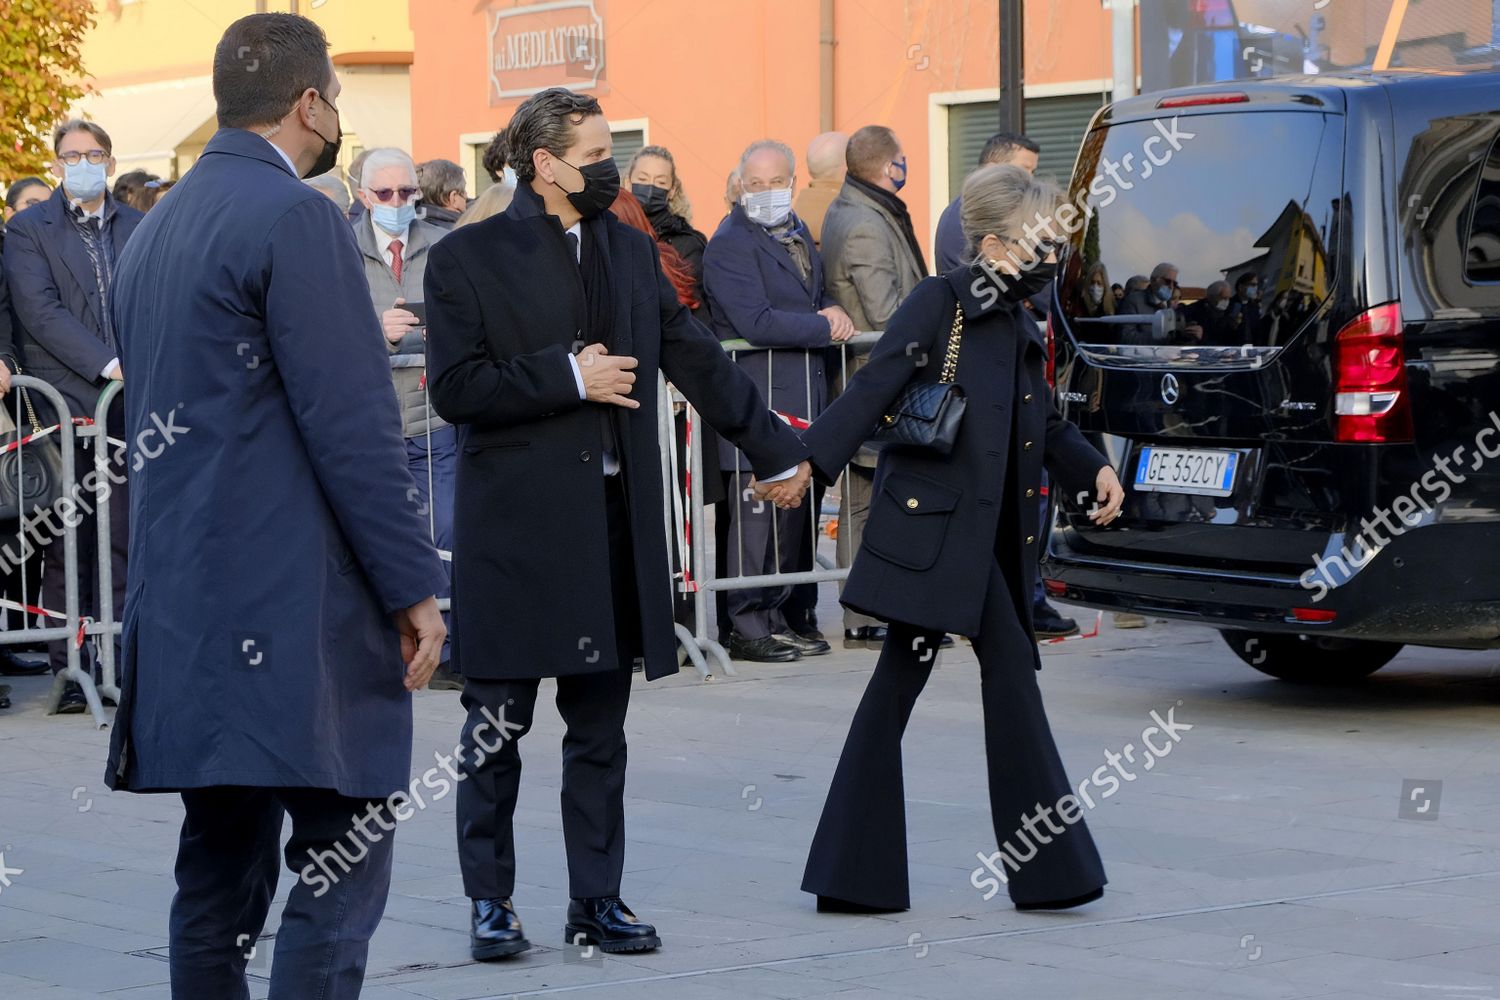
[1089,465,1125,525]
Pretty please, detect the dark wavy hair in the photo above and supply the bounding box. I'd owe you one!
[504,87,602,184]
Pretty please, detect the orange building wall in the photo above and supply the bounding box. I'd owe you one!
[411,0,1115,250]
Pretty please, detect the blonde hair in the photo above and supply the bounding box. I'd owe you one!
[959,163,1061,266]
[627,145,693,223]
[454,183,514,228]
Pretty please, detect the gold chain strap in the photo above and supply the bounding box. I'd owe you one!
[939,302,963,384]
[10,361,43,436]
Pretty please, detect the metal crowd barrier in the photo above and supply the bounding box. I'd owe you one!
[662,332,884,679]
[0,375,121,728]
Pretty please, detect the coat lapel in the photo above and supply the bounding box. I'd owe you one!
[43,193,103,329]
[738,208,814,294]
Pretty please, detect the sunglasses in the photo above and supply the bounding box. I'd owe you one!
[367,187,421,204]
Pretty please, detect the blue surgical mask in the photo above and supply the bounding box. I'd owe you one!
[63,161,108,202]
[741,186,794,227]
[1244,285,1260,300]
[372,202,417,235]
[890,157,908,192]
[1155,284,1173,302]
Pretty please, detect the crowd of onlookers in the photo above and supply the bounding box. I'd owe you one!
[0,112,1109,713]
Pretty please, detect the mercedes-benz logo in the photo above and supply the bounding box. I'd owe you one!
[1161,373,1180,405]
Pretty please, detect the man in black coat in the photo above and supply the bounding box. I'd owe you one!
[3,120,142,712]
[424,88,811,961]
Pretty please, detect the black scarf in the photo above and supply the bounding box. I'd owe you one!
[576,214,615,350]
[846,174,929,276]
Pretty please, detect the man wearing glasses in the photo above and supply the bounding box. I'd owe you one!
[2,120,143,714]
[353,147,459,688]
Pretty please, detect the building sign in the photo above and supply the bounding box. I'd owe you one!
[488,0,606,103]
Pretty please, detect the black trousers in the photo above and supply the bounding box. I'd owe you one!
[456,474,639,900]
[169,786,394,1000]
[801,560,1106,909]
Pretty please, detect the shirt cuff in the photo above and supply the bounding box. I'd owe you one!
[761,466,799,483]
[567,354,587,400]
[101,358,120,379]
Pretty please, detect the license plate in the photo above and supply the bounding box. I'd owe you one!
[1134,447,1238,497]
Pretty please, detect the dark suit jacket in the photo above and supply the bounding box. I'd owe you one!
[424,181,808,682]
[3,186,142,420]
[702,206,833,471]
[800,267,1106,641]
[104,128,447,797]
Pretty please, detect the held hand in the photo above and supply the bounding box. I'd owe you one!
[752,461,812,510]
[0,360,11,396]
[383,297,420,345]
[819,306,857,342]
[393,596,447,691]
[577,343,641,409]
[105,361,124,382]
[1089,465,1125,525]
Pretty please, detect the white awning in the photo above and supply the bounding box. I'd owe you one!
[72,75,217,175]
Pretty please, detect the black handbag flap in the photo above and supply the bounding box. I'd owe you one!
[880,381,964,425]
[880,472,962,516]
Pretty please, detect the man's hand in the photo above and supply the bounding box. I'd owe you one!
[392,596,447,691]
[819,305,857,343]
[577,343,641,409]
[105,360,124,382]
[752,460,812,510]
[0,360,11,396]
[1089,465,1125,525]
[383,297,421,345]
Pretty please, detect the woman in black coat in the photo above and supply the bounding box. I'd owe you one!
[791,165,1124,913]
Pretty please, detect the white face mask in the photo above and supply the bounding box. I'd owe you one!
[1087,283,1104,304]
[741,185,794,227]
[1214,298,1230,312]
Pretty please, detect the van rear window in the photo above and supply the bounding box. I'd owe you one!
[1059,112,1344,367]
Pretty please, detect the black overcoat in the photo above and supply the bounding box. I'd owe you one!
[800,267,1107,648]
[424,182,808,682]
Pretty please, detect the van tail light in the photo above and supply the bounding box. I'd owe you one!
[1332,303,1412,443]
[1043,579,1067,596]
[1045,313,1056,388]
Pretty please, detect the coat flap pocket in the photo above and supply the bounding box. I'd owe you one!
[880,472,961,516]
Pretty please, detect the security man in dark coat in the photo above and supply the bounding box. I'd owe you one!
[423,89,811,961]
[3,121,142,711]
[104,15,448,999]
[702,139,856,662]
[790,165,1125,915]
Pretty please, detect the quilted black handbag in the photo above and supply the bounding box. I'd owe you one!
[0,368,67,521]
[868,301,967,457]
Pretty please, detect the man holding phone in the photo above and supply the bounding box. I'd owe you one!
[354,147,460,687]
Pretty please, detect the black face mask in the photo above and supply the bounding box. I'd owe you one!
[554,157,620,219]
[997,260,1057,302]
[631,182,670,215]
[303,92,343,179]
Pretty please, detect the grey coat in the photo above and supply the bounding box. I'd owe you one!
[355,215,448,438]
[820,180,927,466]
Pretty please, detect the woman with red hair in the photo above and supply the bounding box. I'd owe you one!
[610,189,702,314]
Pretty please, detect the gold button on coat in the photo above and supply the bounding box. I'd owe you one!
[1023,441,1033,451]
[1026,488,1035,498]
[906,498,919,509]
[1026,535,1036,544]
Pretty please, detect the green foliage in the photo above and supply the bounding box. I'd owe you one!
[0,0,97,181]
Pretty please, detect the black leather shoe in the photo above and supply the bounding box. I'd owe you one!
[1032,601,1080,639]
[1015,887,1104,911]
[728,633,801,662]
[470,897,530,960]
[565,896,660,953]
[774,632,831,656]
[939,634,955,648]
[842,626,889,650]
[0,684,11,710]
[55,682,87,715]
[816,894,904,914]
[786,612,824,642]
[0,649,48,676]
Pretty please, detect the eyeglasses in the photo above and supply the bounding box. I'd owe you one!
[367,187,421,205]
[57,150,109,166]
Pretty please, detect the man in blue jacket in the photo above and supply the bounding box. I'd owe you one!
[703,139,855,663]
[104,14,447,999]
[3,121,142,712]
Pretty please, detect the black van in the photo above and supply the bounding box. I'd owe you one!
[1041,68,1500,682]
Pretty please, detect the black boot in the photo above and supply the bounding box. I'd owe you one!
[470,897,529,960]
[564,896,661,953]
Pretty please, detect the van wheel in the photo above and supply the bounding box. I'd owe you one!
[1218,631,1402,683]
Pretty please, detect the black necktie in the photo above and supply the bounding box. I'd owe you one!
[566,230,579,264]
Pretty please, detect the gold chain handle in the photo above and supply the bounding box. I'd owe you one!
[11,362,43,436]
[939,302,963,384]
